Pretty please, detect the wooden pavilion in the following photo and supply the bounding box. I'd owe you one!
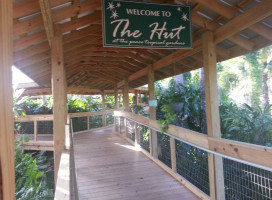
[1,0,272,199]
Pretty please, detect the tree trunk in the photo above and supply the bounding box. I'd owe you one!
[263,72,269,107]
[174,73,186,93]
[246,52,262,107]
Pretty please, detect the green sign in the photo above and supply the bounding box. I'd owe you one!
[102,0,192,49]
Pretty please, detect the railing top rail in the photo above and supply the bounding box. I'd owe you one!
[15,114,53,122]
[114,111,272,171]
[68,107,124,118]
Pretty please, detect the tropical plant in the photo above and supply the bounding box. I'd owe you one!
[221,103,272,146]
[14,136,54,200]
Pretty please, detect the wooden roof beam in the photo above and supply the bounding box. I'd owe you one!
[214,0,272,44]
[117,1,272,87]
[191,9,256,51]
[14,1,101,37]
[193,0,272,41]
[14,0,70,19]
[191,0,236,19]
[39,0,54,47]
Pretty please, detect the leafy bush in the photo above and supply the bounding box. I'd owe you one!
[221,103,272,146]
[14,136,54,200]
[156,77,206,133]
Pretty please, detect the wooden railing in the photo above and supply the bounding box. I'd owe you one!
[114,111,272,200]
[54,116,78,200]
[14,115,54,151]
[69,108,123,133]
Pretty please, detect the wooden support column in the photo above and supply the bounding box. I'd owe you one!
[135,90,139,105]
[52,27,67,181]
[114,85,118,109]
[0,0,15,199]
[114,85,118,132]
[102,91,106,127]
[123,80,129,137]
[123,79,129,112]
[148,66,158,158]
[203,31,225,200]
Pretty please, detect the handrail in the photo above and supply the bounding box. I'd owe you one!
[68,108,124,118]
[15,114,53,122]
[14,114,54,144]
[69,119,79,200]
[54,150,70,200]
[114,111,272,200]
[54,118,79,200]
[114,111,272,171]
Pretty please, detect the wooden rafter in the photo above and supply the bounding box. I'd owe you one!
[39,0,54,47]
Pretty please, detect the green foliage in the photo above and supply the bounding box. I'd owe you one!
[68,96,101,113]
[156,76,205,133]
[14,137,54,200]
[105,94,115,109]
[246,52,263,107]
[221,103,272,146]
[218,70,239,103]
[130,104,148,117]
[158,105,177,133]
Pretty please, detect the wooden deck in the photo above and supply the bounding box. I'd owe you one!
[74,127,200,200]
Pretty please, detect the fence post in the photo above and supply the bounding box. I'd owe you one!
[119,117,122,134]
[134,122,139,146]
[87,116,90,130]
[170,137,177,173]
[102,91,106,127]
[34,120,38,141]
[124,118,128,137]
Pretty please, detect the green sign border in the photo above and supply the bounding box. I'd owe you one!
[102,0,192,49]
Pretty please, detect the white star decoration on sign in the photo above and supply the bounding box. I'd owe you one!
[107,2,115,10]
[181,12,188,21]
[177,7,181,11]
[111,10,119,19]
[116,2,121,8]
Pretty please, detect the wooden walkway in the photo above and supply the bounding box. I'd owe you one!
[74,127,200,200]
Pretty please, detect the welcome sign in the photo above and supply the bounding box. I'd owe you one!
[102,0,192,49]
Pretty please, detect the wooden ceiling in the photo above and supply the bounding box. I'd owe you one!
[13,0,272,92]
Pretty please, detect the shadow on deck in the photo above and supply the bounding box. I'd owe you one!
[73,126,200,200]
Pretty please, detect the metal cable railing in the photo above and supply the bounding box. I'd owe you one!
[114,111,272,200]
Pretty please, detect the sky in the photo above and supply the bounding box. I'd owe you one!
[12,66,34,86]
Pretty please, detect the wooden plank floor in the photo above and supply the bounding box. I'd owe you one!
[74,127,200,200]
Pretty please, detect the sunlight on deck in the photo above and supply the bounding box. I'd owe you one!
[73,127,200,200]
[114,142,141,151]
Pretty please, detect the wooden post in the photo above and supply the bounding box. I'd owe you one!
[124,118,128,137]
[170,137,177,172]
[119,117,122,134]
[0,0,15,198]
[123,79,129,112]
[203,31,225,200]
[114,86,118,132]
[102,91,106,127]
[148,65,158,158]
[52,26,67,181]
[114,85,118,109]
[135,90,139,105]
[135,122,139,146]
[34,120,38,141]
[87,116,90,130]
